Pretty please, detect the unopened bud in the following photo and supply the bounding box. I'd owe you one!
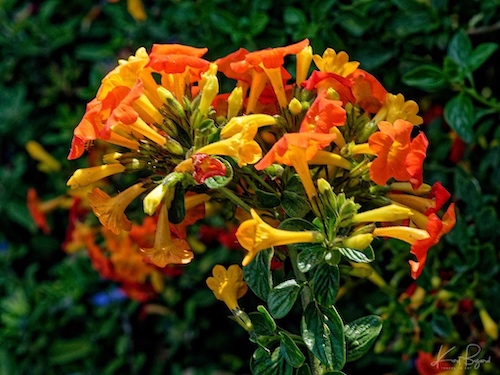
[227,87,243,120]
[342,233,374,250]
[157,87,186,119]
[164,137,185,155]
[288,98,302,115]
[199,75,219,115]
[479,308,499,340]
[352,204,413,224]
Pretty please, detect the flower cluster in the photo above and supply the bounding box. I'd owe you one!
[66,39,455,368]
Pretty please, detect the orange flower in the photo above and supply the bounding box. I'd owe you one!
[27,188,70,234]
[231,39,309,110]
[301,71,356,106]
[347,69,388,114]
[299,89,346,133]
[140,203,194,267]
[368,119,428,188]
[87,182,146,234]
[255,132,336,200]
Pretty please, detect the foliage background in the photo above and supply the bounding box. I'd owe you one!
[1,0,499,374]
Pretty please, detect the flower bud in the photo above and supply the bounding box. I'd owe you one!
[342,233,374,250]
[164,137,184,155]
[157,87,186,119]
[479,308,499,340]
[288,98,302,115]
[227,87,243,120]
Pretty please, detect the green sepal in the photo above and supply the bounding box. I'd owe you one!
[244,248,273,301]
[301,303,346,371]
[312,263,339,307]
[279,331,306,368]
[268,279,302,319]
[344,315,383,362]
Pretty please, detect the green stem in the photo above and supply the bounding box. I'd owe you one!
[463,87,500,112]
[218,186,252,212]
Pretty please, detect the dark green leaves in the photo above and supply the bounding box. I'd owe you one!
[312,264,339,307]
[444,94,474,143]
[244,248,274,301]
[338,246,375,263]
[279,332,306,368]
[268,279,302,319]
[282,175,310,217]
[344,315,383,362]
[301,303,345,371]
[402,65,447,91]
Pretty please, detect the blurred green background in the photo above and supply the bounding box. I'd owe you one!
[1,0,499,374]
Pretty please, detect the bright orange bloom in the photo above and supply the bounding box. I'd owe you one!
[216,48,252,85]
[368,119,428,188]
[27,188,70,234]
[301,71,356,106]
[140,203,194,268]
[87,182,146,234]
[299,90,346,133]
[255,132,336,200]
[230,39,309,110]
[348,69,388,114]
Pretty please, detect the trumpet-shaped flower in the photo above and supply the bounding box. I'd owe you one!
[140,203,194,267]
[299,89,346,134]
[255,132,336,200]
[368,119,428,188]
[236,209,324,266]
[67,164,126,189]
[312,48,360,77]
[195,123,262,167]
[206,264,248,311]
[347,69,388,114]
[221,114,276,139]
[87,182,146,234]
[375,93,423,126]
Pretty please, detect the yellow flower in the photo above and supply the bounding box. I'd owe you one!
[67,164,126,189]
[25,140,61,173]
[206,264,248,311]
[372,226,430,243]
[372,93,423,125]
[196,123,262,167]
[140,203,194,267]
[352,204,413,223]
[87,182,146,234]
[296,45,313,86]
[220,114,276,139]
[312,48,360,77]
[308,150,352,170]
[236,209,324,266]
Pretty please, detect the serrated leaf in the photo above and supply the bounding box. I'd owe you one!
[467,43,498,72]
[338,247,374,263]
[301,303,345,370]
[402,65,447,91]
[295,244,326,272]
[279,331,306,368]
[268,279,301,319]
[447,30,472,67]
[313,264,339,307]
[244,248,273,301]
[344,315,383,362]
[444,94,474,143]
[251,346,293,375]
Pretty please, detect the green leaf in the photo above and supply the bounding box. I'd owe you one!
[48,339,93,364]
[244,248,273,301]
[251,305,277,335]
[467,43,498,72]
[283,6,307,26]
[256,189,281,208]
[250,346,293,375]
[268,279,302,319]
[279,331,306,368]
[444,94,474,143]
[431,312,455,338]
[344,315,383,362]
[296,244,326,272]
[296,364,312,375]
[249,12,270,36]
[313,263,339,307]
[447,30,472,67]
[338,246,374,263]
[301,303,345,370]
[402,65,447,91]
[282,175,310,217]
